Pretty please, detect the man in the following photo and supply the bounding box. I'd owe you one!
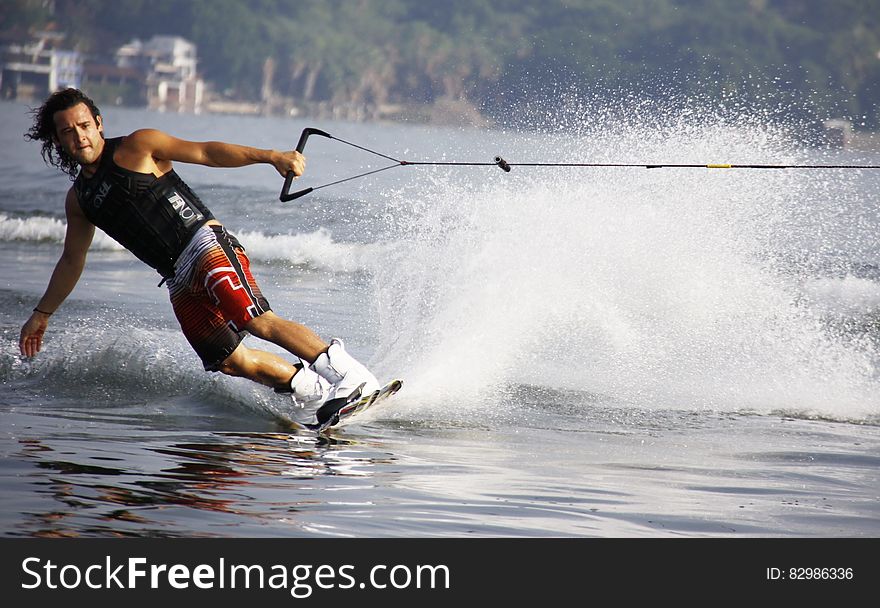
[19,88,379,427]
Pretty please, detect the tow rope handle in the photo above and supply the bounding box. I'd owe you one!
[279,127,332,202]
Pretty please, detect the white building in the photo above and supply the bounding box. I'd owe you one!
[0,31,82,99]
[116,35,204,112]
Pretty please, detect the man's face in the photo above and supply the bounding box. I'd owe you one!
[53,102,104,166]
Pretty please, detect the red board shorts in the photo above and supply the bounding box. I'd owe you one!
[167,224,270,370]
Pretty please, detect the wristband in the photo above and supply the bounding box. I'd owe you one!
[33,307,53,316]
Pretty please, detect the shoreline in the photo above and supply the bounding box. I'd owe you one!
[2,97,877,152]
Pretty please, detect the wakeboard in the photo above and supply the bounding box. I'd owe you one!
[305,378,403,433]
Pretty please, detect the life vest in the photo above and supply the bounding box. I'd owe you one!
[73,137,215,278]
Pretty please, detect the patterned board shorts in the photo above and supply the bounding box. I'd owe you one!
[167,224,271,370]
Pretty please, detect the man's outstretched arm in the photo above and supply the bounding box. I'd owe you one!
[19,189,95,357]
[120,128,306,178]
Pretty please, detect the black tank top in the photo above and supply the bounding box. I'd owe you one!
[73,137,215,278]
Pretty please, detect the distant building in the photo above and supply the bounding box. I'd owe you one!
[115,35,204,113]
[81,62,143,98]
[3,31,205,113]
[0,30,82,99]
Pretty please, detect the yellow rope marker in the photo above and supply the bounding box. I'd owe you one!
[706,164,733,168]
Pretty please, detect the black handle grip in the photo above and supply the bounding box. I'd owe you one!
[280,127,332,202]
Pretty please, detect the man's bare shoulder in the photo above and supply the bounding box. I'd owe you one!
[114,129,181,172]
[118,128,168,151]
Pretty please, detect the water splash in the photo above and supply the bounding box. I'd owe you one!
[0,213,122,250]
[236,227,382,273]
[0,322,298,425]
[0,213,381,273]
[369,110,880,422]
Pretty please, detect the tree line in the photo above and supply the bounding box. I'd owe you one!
[5,0,879,128]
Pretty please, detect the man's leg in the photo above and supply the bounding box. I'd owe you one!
[245,311,380,412]
[244,311,327,363]
[217,341,330,422]
[178,226,378,413]
[215,340,300,390]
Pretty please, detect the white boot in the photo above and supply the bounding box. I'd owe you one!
[285,360,330,422]
[309,339,380,422]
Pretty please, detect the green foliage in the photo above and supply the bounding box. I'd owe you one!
[7,0,880,127]
[0,0,51,32]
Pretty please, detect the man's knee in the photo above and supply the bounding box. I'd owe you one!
[216,345,248,377]
[244,311,282,339]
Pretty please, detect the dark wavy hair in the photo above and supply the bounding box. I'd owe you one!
[25,88,102,179]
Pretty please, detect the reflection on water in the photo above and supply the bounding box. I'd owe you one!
[13,431,396,538]
[5,410,880,537]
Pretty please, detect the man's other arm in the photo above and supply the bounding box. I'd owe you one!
[19,189,95,357]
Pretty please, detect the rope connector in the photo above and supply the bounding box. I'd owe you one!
[495,156,511,172]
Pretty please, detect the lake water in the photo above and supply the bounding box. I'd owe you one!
[1,100,879,538]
